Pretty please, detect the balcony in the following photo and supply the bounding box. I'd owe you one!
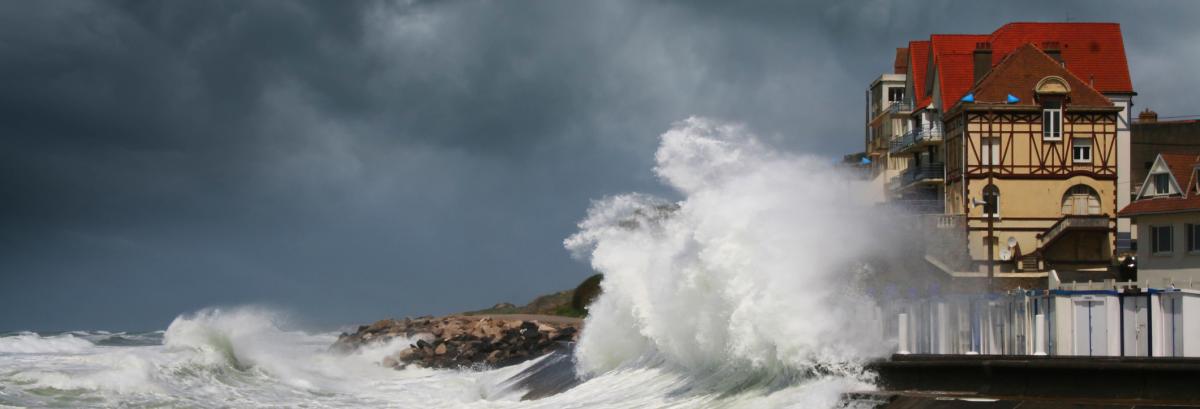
[890,126,944,154]
[870,101,913,122]
[890,199,945,214]
[1036,215,1110,249]
[892,163,944,191]
[887,101,912,115]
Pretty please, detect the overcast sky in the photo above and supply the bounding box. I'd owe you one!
[3,0,1199,331]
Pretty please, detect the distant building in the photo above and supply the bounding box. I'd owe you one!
[1119,153,1200,288]
[864,48,913,205]
[879,22,1136,287]
[1131,110,1200,199]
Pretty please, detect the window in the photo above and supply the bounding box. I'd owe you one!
[1154,173,1172,195]
[983,184,1000,217]
[981,137,1000,166]
[1189,224,1200,252]
[1043,101,1062,140]
[1061,185,1101,215]
[1151,225,1174,254]
[1071,138,1092,163]
[888,87,905,103]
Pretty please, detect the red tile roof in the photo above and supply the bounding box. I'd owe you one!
[907,41,931,109]
[908,22,1133,113]
[1119,153,1200,216]
[967,43,1113,108]
[929,35,989,110]
[988,22,1133,94]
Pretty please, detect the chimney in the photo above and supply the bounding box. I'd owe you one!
[1138,109,1158,123]
[973,42,992,83]
[1042,41,1064,66]
[894,47,909,75]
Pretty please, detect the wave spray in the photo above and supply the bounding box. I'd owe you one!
[567,118,890,391]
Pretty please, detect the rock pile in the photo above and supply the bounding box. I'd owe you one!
[331,315,580,369]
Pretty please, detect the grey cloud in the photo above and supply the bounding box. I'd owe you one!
[2,0,1199,330]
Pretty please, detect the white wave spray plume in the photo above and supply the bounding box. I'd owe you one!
[566,117,891,386]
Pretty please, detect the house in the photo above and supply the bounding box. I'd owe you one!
[1131,111,1200,197]
[883,22,1135,286]
[864,48,914,205]
[1118,153,1200,288]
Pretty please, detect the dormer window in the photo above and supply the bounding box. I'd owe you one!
[1034,76,1070,142]
[1154,173,1171,195]
[1042,100,1062,140]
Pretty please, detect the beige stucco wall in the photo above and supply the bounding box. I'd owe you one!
[1134,213,1200,288]
[962,176,1116,265]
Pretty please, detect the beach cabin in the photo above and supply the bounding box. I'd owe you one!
[1160,289,1200,357]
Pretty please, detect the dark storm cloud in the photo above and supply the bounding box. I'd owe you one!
[2,0,1198,330]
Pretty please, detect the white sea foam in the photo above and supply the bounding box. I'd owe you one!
[0,332,94,354]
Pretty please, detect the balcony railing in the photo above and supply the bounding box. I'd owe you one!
[887,101,913,115]
[871,101,913,119]
[895,163,945,189]
[924,213,965,230]
[890,199,945,214]
[890,126,944,154]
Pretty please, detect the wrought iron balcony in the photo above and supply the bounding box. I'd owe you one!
[890,199,945,214]
[890,126,944,154]
[887,101,913,115]
[895,163,945,189]
[870,101,913,120]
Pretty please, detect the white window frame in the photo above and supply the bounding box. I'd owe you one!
[1153,173,1172,196]
[1071,138,1092,163]
[1043,107,1063,140]
[1151,225,1174,255]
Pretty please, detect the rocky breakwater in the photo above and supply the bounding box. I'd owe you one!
[331,315,581,369]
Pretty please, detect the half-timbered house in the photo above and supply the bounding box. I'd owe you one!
[884,23,1135,286]
[944,43,1121,277]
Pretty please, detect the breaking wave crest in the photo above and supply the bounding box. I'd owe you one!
[0,332,95,354]
[566,118,887,390]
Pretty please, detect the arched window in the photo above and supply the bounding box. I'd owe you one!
[983,184,1000,217]
[1061,185,1101,215]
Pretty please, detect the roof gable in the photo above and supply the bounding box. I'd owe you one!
[907,41,931,109]
[1136,154,1185,199]
[1120,153,1200,216]
[928,34,989,111]
[965,43,1113,108]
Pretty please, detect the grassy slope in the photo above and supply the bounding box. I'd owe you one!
[463,274,601,318]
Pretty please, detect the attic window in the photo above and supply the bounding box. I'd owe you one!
[1042,100,1062,141]
[1154,173,1171,195]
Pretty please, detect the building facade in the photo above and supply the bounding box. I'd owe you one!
[864,49,912,204]
[1119,153,1200,289]
[882,23,1135,286]
[1131,112,1200,197]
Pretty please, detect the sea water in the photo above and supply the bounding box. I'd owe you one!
[1,118,888,408]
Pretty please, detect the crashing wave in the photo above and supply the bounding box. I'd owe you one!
[566,118,887,388]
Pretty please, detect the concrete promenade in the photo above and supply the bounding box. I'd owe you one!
[850,354,1200,408]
